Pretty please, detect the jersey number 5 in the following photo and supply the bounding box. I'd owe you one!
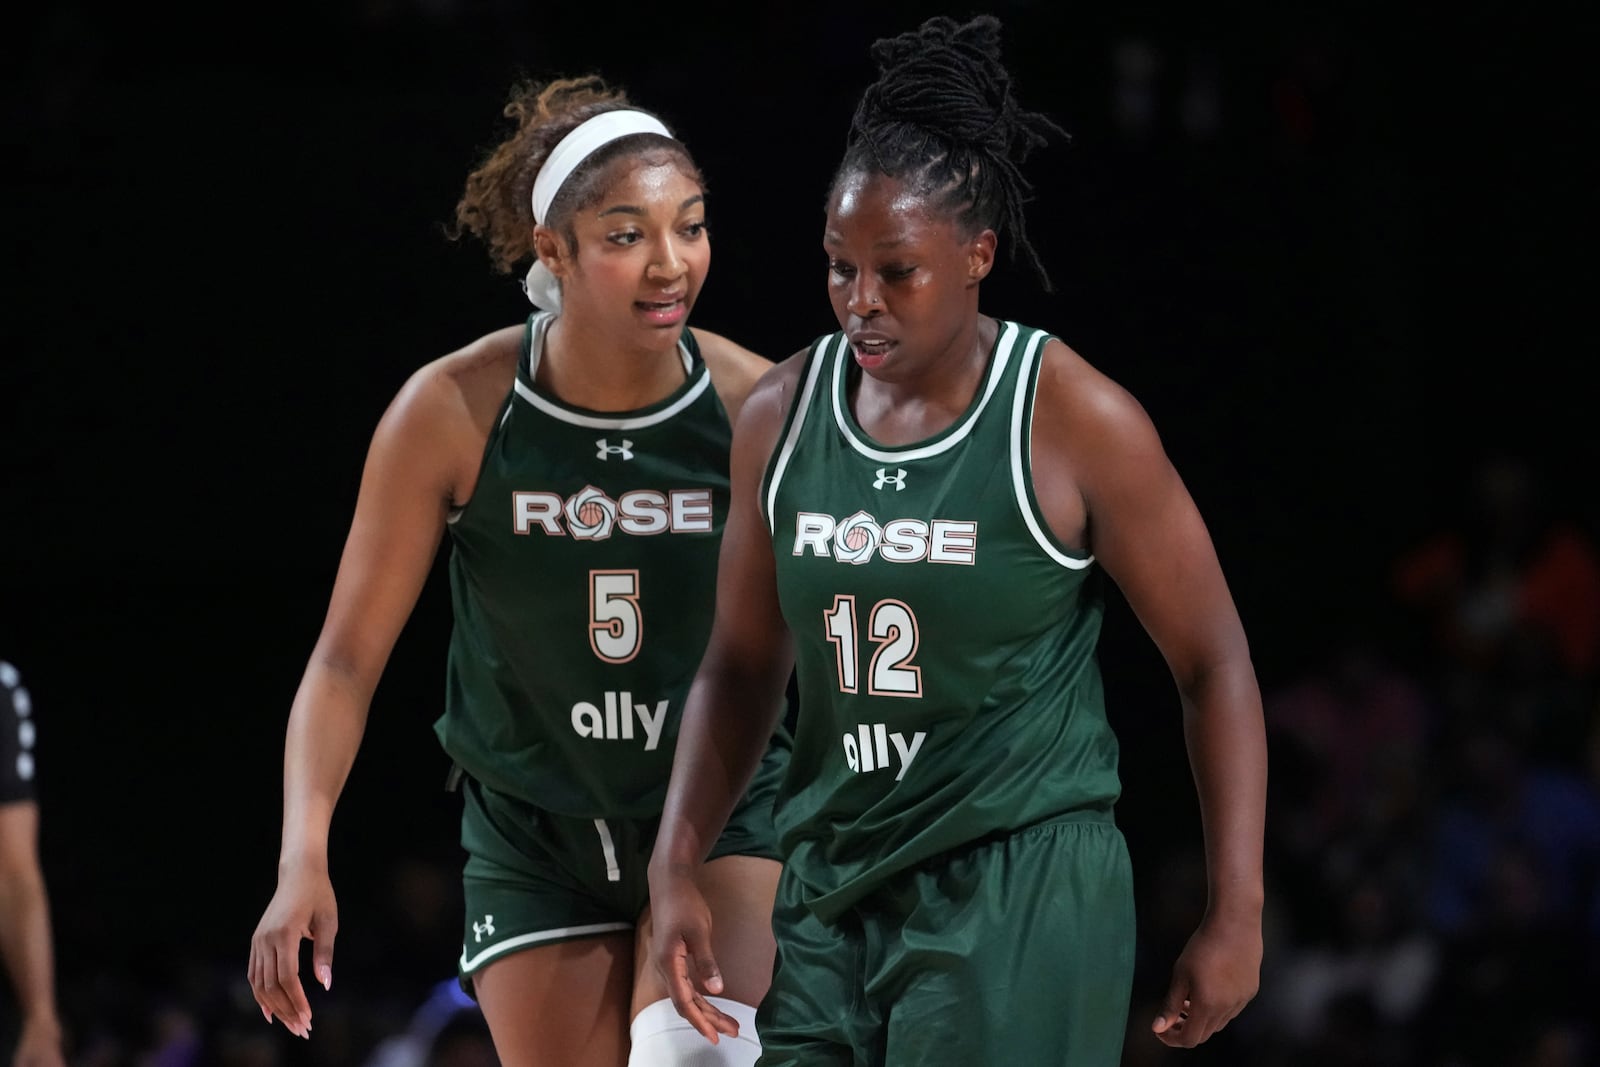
[590,570,642,663]
[824,594,923,697]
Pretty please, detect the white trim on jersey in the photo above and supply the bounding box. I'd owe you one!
[514,314,705,430]
[459,921,633,973]
[1011,331,1094,570]
[830,320,1020,463]
[763,334,838,533]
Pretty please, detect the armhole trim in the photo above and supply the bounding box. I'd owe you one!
[1010,332,1094,570]
[761,335,838,534]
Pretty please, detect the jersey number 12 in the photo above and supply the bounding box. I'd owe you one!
[824,594,923,697]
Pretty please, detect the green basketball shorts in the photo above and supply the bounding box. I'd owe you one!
[756,811,1136,1066]
[456,741,787,986]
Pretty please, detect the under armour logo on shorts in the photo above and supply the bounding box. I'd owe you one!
[596,438,635,461]
[472,915,496,942]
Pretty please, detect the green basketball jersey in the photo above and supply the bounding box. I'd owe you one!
[761,321,1122,922]
[437,312,733,819]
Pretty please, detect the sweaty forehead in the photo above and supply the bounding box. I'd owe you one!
[609,152,692,186]
[831,171,927,217]
[598,154,694,196]
[826,172,944,244]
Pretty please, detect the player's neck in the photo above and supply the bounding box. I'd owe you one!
[540,314,687,412]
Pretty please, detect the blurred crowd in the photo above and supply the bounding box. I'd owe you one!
[1138,452,1598,1067]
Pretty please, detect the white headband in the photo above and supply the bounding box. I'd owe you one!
[522,110,674,311]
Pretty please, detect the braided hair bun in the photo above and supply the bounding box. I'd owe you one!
[838,15,1068,289]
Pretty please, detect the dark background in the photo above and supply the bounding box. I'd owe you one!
[3,2,1593,1065]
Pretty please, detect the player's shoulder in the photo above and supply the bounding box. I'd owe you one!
[1027,332,1169,486]
[739,343,815,432]
[0,660,35,802]
[1034,334,1154,441]
[689,327,775,427]
[690,326,770,379]
[412,325,522,407]
[717,344,816,487]
[387,324,523,438]
[0,660,26,710]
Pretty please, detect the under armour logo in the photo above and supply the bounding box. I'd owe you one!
[472,915,496,942]
[596,438,634,461]
[873,468,908,491]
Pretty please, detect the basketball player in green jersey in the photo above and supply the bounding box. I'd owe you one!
[649,15,1266,1066]
[248,77,785,1067]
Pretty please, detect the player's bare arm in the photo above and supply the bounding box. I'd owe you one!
[1033,337,1267,1049]
[248,326,519,1035]
[647,350,804,1043]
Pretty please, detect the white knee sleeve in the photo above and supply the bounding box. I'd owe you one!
[627,997,761,1067]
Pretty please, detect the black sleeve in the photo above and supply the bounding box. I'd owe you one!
[0,660,37,805]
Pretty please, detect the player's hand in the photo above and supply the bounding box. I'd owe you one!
[648,862,739,1043]
[1151,909,1262,1048]
[248,863,338,1039]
